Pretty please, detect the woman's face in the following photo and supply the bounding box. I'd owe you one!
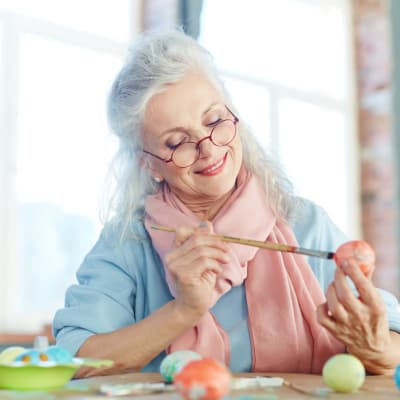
[142,71,243,205]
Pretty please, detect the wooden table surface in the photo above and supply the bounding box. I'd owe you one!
[0,372,399,399]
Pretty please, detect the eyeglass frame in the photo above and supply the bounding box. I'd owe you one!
[142,105,239,168]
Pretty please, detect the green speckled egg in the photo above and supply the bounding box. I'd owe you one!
[322,354,365,393]
[160,350,202,382]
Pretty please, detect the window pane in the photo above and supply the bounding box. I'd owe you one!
[200,0,348,99]
[224,78,271,149]
[278,99,349,234]
[0,23,3,126]
[0,0,130,41]
[15,34,121,323]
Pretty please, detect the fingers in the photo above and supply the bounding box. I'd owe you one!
[173,225,197,247]
[317,260,387,350]
[167,230,229,265]
[165,222,230,281]
[166,246,229,279]
[173,221,214,246]
[316,302,336,333]
[328,264,378,320]
[326,280,349,323]
[326,264,386,324]
[175,255,223,280]
[319,267,364,328]
[175,222,225,252]
[339,257,379,306]
[332,267,359,313]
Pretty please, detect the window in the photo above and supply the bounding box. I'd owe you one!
[0,1,140,332]
[199,0,358,238]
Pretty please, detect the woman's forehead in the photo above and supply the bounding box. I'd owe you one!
[143,74,223,131]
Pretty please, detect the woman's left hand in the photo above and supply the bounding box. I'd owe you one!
[317,256,395,374]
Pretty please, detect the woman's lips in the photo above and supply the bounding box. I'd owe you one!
[196,153,227,176]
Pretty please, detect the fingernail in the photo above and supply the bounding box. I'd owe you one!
[341,258,349,271]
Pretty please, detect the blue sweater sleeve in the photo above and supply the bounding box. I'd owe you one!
[52,228,138,356]
[291,198,400,333]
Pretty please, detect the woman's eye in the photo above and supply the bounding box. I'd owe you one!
[208,118,222,127]
[166,140,184,150]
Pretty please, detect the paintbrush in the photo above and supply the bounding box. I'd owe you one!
[150,224,335,260]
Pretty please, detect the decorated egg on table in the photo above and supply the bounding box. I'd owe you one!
[334,240,375,278]
[322,354,365,393]
[160,350,202,383]
[174,358,231,400]
[14,349,50,364]
[45,345,73,363]
[0,347,26,363]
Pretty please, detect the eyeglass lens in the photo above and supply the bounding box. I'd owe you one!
[172,119,236,167]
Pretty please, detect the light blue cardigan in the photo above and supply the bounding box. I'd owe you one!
[53,198,400,372]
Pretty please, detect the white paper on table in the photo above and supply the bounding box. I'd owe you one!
[231,376,284,390]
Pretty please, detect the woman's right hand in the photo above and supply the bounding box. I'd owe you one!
[165,221,230,321]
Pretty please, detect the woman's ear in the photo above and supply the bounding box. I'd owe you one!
[139,154,164,183]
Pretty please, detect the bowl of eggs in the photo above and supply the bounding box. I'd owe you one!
[0,344,113,391]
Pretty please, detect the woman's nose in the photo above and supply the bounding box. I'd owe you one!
[197,134,214,157]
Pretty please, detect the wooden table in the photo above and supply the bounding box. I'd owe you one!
[0,372,398,399]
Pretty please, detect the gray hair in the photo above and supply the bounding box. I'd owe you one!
[103,29,294,238]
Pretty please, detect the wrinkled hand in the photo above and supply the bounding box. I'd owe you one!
[317,257,392,373]
[165,221,229,320]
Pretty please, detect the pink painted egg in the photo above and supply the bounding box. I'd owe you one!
[334,240,375,279]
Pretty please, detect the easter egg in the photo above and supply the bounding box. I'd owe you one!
[0,347,26,363]
[45,346,73,363]
[322,354,365,393]
[174,358,231,400]
[160,350,202,382]
[334,240,375,278]
[15,350,50,364]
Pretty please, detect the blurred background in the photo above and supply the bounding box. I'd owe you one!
[0,0,399,346]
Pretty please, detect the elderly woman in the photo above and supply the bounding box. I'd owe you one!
[53,29,400,377]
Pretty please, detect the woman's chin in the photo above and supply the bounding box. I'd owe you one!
[201,182,236,200]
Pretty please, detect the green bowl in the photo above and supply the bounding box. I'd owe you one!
[0,358,113,391]
[0,363,79,391]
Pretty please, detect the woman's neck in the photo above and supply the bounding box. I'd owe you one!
[176,188,235,221]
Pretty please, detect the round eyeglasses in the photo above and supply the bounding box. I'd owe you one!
[143,106,239,168]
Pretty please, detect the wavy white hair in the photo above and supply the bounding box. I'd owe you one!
[103,29,295,238]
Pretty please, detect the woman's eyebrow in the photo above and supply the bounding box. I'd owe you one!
[158,126,188,139]
[202,101,221,115]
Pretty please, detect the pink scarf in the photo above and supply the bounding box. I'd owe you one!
[144,168,344,372]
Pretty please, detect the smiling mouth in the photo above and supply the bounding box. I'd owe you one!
[196,153,227,174]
